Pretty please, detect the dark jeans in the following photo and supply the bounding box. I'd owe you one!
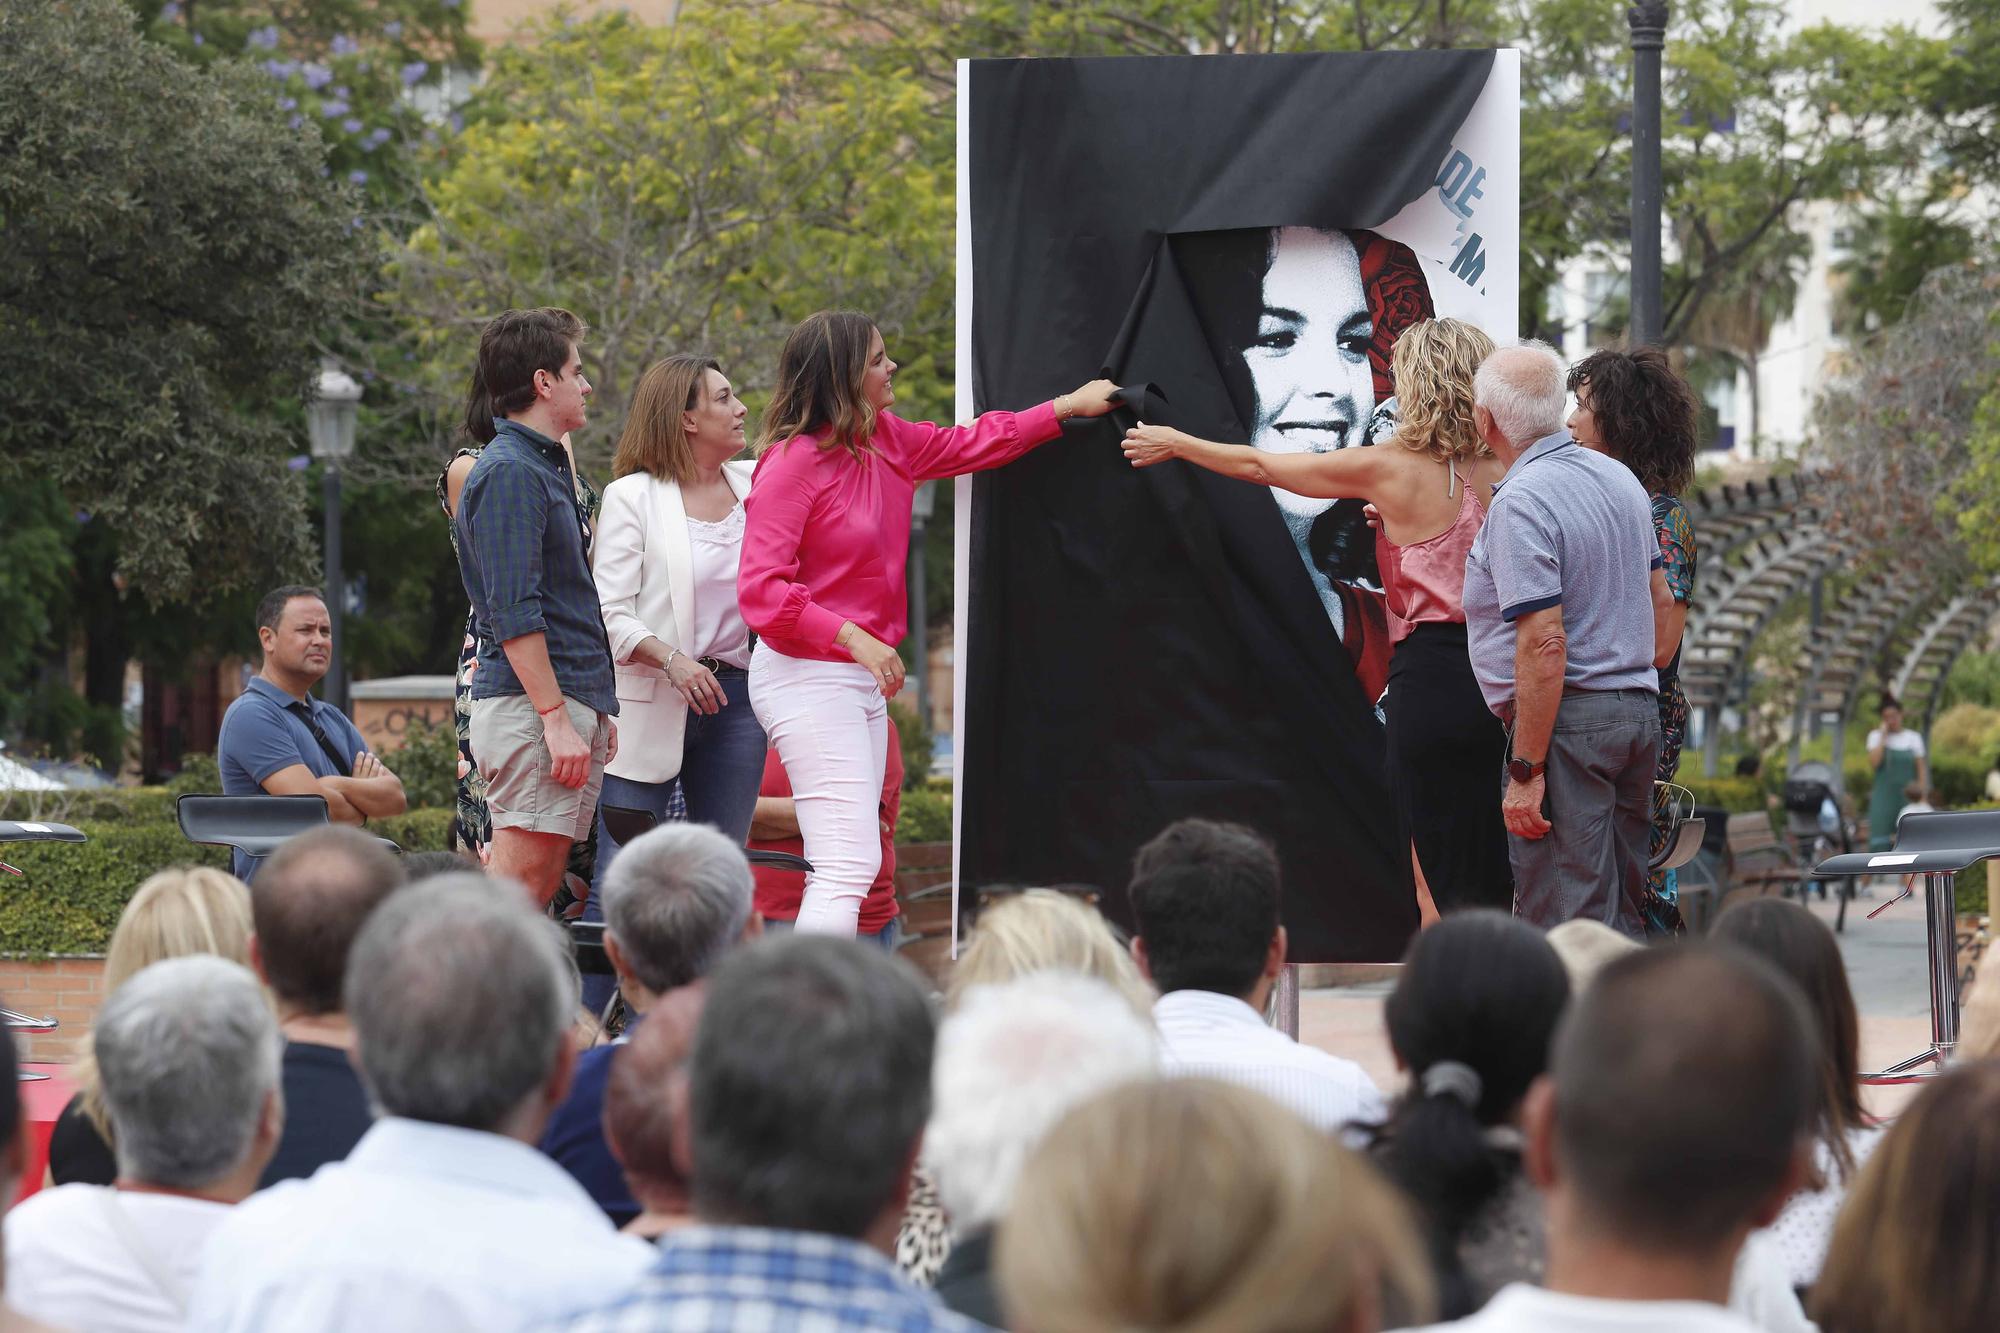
[1509,687,1661,938]
[582,669,766,1010]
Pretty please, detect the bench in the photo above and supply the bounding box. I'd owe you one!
[1717,811,1797,916]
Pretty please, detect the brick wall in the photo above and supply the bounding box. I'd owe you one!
[0,958,105,1064]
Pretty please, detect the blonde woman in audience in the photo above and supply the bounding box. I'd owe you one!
[945,888,1154,1017]
[1710,897,1881,1292]
[46,865,256,1186]
[998,1078,1434,1332]
[897,888,1154,1286]
[1812,1060,2000,1333]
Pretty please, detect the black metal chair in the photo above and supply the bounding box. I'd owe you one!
[1814,808,2000,1081]
[175,794,401,860]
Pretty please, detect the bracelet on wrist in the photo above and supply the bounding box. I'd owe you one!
[1055,393,1072,421]
[536,699,566,718]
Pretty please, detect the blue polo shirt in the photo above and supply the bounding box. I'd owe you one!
[539,1020,640,1227]
[216,676,371,882]
[1463,430,1661,716]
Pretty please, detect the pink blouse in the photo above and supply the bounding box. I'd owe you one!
[1376,469,1486,642]
[739,403,1063,662]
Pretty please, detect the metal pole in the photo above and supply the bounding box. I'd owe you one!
[1273,963,1300,1039]
[909,510,928,730]
[1628,1,1668,347]
[1926,871,1960,1057]
[324,459,345,713]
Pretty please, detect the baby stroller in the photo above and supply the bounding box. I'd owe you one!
[1783,760,1854,930]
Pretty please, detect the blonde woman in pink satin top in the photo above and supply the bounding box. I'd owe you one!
[1124,318,1513,920]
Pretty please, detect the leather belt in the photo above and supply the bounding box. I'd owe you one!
[698,656,746,676]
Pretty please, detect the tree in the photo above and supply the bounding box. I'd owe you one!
[374,2,956,482]
[1,0,370,753]
[1812,261,1999,571]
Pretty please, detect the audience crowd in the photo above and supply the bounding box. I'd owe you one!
[3,811,1998,1333]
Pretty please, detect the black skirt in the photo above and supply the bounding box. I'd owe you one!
[1384,621,1514,913]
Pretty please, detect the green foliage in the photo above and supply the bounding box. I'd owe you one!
[0,823,229,956]
[1833,203,1979,336]
[0,481,74,732]
[386,718,461,811]
[886,699,935,791]
[380,3,954,481]
[1681,775,1765,813]
[0,803,453,958]
[1931,704,2000,768]
[165,753,223,797]
[0,0,368,603]
[897,786,952,844]
[1944,651,2000,712]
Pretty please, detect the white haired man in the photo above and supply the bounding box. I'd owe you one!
[1463,342,1665,936]
[187,876,652,1332]
[6,957,283,1333]
[924,973,1158,1325]
[540,822,761,1224]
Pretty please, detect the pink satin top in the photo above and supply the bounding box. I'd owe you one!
[1376,467,1486,643]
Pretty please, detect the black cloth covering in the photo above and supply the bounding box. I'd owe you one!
[962,51,1495,961]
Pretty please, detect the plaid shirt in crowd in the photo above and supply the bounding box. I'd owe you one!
[539,1226,991,1333]
[456,418,618,716]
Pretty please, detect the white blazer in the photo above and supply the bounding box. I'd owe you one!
[594,461,754,784]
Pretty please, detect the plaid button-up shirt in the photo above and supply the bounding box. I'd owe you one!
[539,1225,993,1333]
[456,419,618,716]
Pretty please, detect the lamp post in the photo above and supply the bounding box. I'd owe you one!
[908,480,936,730]
[1628,0,1669,348]
[307,361,362,713]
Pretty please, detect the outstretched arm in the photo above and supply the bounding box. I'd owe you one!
[1123,422,1389,499]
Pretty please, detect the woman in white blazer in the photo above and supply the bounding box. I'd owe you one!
[590,354,767,892]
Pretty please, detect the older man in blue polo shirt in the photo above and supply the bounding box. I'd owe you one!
[217,586,406,882]
[1463,343,1664,937]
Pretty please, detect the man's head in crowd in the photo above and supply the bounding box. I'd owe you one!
[252,826,407,1021]
[688,936,933,1250]
[254,584,333,687]
[601,823,758,1010]
[926,973,1157,1236]
[1126,818,1284,1009]
[1526,945,1815,1264]
[95,956,283,1200]
[344,874,578,1142]
[1472,341,1568,456]
[603,986,707,1227]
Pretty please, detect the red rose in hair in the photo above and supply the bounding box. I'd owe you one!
[1355,232,1434,404]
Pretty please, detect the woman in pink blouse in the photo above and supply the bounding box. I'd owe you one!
[740,310,1118,936]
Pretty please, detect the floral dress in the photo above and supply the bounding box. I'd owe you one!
[436,444,602,900]
[1643,492,1696,935]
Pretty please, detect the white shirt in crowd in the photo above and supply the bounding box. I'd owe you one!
[185,1116,654,1333]
[1757,1124,1887,1290]
[6,1184,231,1333]
[1402,1283,1763,1333]
[1152,989,1387,1136]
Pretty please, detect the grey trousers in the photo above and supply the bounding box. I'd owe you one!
[1508,687,1661,938]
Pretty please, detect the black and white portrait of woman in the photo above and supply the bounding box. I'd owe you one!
[1177,225,1437,696]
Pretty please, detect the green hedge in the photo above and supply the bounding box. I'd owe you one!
[897,787,952,844]
[0,807,455,958]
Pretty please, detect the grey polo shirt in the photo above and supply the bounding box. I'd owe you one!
[1463,430,1661,717]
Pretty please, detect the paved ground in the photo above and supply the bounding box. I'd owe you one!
[1296,889,1949,1120]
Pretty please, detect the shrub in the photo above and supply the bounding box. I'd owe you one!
[0,806,455,958]
[1681,775,1765,813]
[387,719,461,811]
[887,698,934,790]
[897,786,952,843]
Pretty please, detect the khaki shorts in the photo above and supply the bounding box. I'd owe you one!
[469,695,610,842]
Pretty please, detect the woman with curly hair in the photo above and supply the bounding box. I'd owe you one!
[1125,317,1513,916]
[1565,346,1702,934]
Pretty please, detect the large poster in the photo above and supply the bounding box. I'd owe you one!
[954,51,1520,962]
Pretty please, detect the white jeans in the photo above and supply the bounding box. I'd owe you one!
[748,642,888,937]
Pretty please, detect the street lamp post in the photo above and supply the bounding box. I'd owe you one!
[1628,0,1668,348]
[307,361,362,713]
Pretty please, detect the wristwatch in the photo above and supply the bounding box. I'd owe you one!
[1508,755,1547,784]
